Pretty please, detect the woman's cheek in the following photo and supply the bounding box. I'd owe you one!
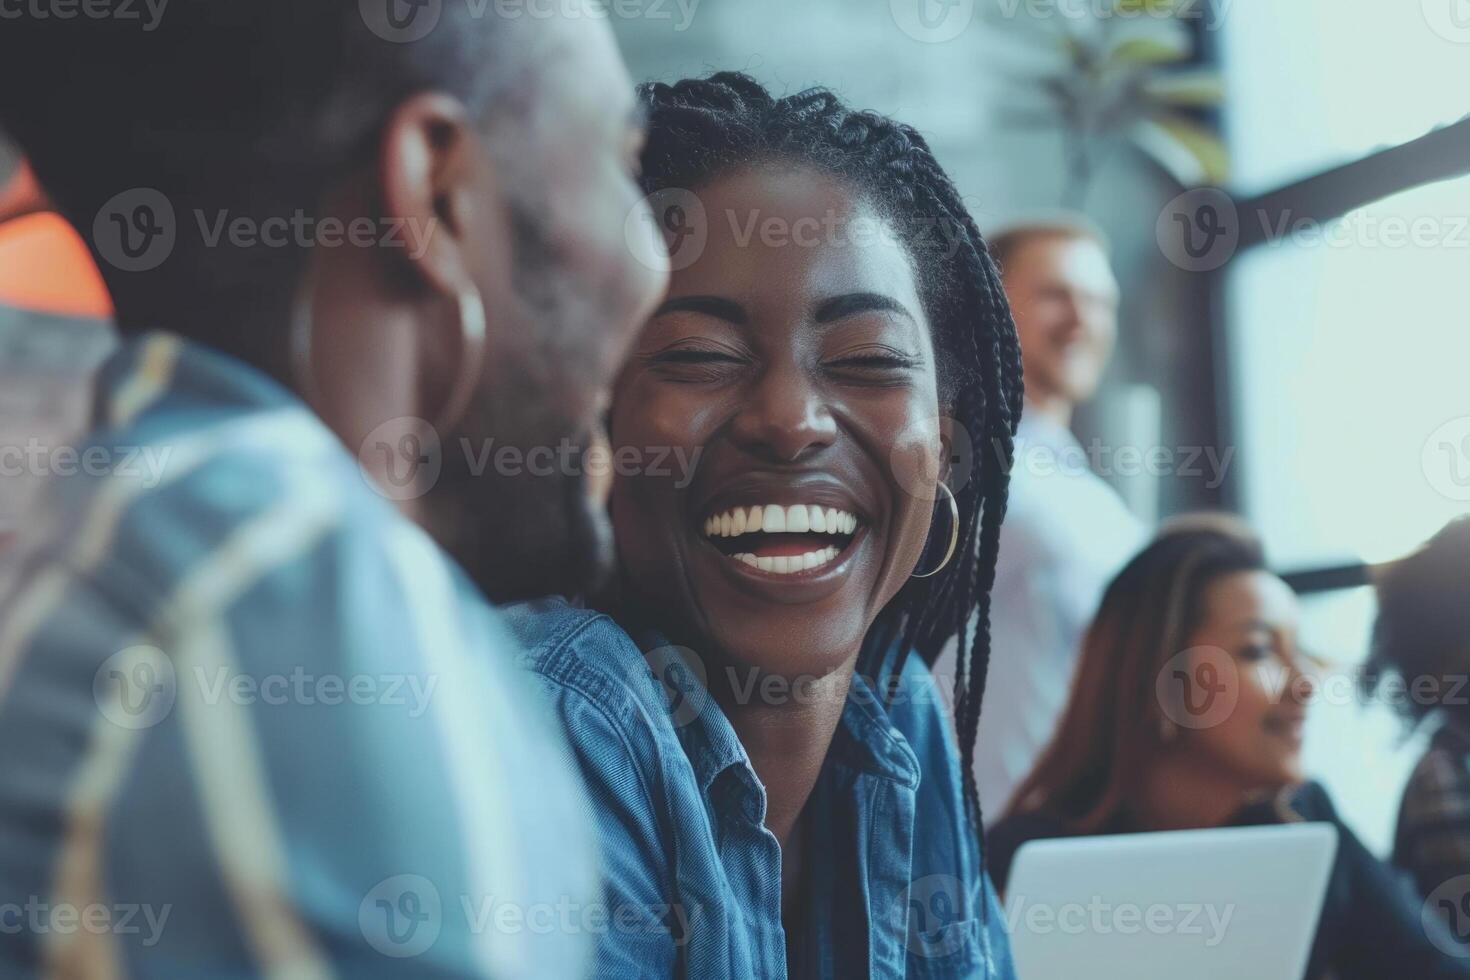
[883,410,944,576]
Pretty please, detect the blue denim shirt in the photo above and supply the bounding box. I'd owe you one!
[505,597,1015,979]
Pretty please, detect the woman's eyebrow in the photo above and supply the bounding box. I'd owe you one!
[653,295,747,324]
[814,292,917,323]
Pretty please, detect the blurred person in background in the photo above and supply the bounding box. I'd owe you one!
[989,516,1470,979]
[0,1,663,976]
[506,72,1021,978]
[0,147,115,554]
[1363,518,1470,918]
[934,218,1145,819]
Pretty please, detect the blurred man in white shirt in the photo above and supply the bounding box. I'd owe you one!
[936,219,1146,820]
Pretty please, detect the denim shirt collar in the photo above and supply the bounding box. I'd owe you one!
[628,625,922,804]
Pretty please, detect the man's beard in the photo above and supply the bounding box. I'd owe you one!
[425,194,621,604]
[430,422,615,605]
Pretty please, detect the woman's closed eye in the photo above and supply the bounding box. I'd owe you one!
[824,346,922,384]
[645,343,751,383]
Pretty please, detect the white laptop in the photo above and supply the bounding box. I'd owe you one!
[1004,823,1338,980]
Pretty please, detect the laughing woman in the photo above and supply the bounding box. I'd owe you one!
[506,73,1022,979]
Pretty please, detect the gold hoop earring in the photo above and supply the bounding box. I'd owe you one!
[911,481,959,579]
[290,264,487,435]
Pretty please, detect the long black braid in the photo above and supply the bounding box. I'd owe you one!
[637,73,1025,840]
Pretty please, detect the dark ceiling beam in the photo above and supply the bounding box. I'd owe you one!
[1236,115,1470,250]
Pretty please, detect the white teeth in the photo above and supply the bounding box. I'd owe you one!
[762,504,786,533]
[728,546,840,575]
[702,503,860,539]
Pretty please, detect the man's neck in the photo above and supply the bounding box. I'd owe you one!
[1023,391,1074,430]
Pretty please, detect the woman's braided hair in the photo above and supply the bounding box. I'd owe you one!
[637,72,1024,832]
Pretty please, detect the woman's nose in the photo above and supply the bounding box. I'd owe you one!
[727,364,838,464]
[1286,653,1318,703]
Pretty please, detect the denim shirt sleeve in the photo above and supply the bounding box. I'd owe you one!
[503,600,685,978]
[886,654,1018,979]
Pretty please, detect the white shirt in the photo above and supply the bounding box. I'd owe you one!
[935,411,1146,821]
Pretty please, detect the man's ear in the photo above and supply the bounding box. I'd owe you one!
[378,92,503,303]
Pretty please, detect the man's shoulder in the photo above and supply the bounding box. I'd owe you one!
[501,598,674,726]
[4,393,452,661]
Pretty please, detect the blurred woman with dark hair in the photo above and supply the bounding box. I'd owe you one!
[988,515,1470,979]
[1364,519,1470,910]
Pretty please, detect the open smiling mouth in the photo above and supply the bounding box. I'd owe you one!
[701,504,862,576]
